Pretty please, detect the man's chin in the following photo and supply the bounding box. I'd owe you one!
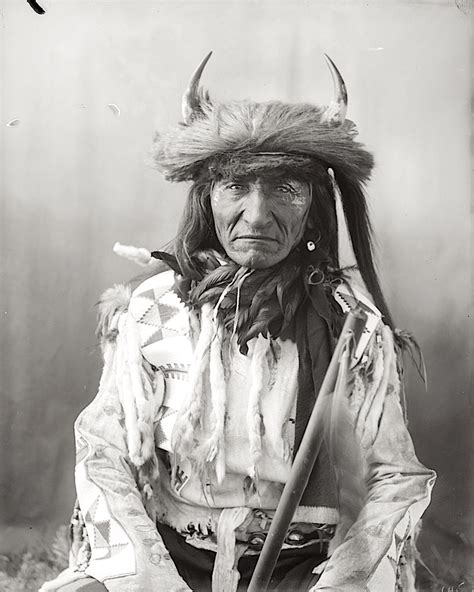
[226,247,287,269]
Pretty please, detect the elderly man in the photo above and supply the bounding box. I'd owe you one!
[42,54,435,592]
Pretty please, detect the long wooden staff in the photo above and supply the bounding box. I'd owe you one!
[247,308,367,592]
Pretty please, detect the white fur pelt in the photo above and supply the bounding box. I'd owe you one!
[171,303,215,461]
[95,282,160,518]
[247,334,271,481]
[96,283,132,345]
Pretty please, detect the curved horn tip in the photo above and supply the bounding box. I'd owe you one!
[182,51,213,124]
[323,54,347,100]
[321,54,348,125]
[203,50,213,63]
[194,51,213,77]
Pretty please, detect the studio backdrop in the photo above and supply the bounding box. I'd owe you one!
[0,0,471,578]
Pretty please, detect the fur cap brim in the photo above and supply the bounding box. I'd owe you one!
[149,100,374,184]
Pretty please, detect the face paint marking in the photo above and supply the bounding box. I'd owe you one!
[210,176,312,269]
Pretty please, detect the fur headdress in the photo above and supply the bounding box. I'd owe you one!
[149,53,393,328]
[149,52,374,186]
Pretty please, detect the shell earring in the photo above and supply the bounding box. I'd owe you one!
[305,230,321,252]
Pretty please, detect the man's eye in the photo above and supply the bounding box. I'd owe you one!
[227,183,245,191]
[276,184,295,194]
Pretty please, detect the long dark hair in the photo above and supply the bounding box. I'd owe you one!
[172,170,394,329]
[173,178,220,279]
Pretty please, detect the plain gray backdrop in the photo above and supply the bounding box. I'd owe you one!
[0,0,471,583]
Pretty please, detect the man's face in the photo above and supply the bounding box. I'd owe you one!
[210,175,312,269]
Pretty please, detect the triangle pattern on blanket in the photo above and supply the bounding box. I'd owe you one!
[142,327,164,348]
[130,296,155,323]
[154,405,178,451]
[84,495,99,525]
[93,492,112,523]
[80,490,136,579]
[135,293,183,348]
[94,521,110,548]
[139,301,163,328]
[132,286,181,326]
[129,272,193,370]
[138,288,156,302]
[157,301,180,326]
[95,520,111,545]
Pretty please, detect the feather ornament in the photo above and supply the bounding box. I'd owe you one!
[150,250,183,274]
[394,328,427,387]
[184,247,338,353]
[113,242,153,267]
[190,264,238,302]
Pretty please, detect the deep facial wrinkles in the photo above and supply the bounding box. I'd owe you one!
[210,177,312,269]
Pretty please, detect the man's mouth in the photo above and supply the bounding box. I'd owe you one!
[235,235,278,242]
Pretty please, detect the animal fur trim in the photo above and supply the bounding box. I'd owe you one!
[96,284,132,346]
[171,303,214,460]
[94,282,161,520]
[247,334,270,481]
[207,322,227,483]
[149,101,374,184]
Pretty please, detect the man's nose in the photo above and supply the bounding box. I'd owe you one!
[242,186,272,228]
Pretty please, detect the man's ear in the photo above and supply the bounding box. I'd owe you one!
[305,209,317,230]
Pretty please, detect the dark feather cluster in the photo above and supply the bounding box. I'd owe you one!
[185,247,337,354]
[153,242,348,354]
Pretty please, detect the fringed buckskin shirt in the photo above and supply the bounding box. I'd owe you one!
[45,269,435,592]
